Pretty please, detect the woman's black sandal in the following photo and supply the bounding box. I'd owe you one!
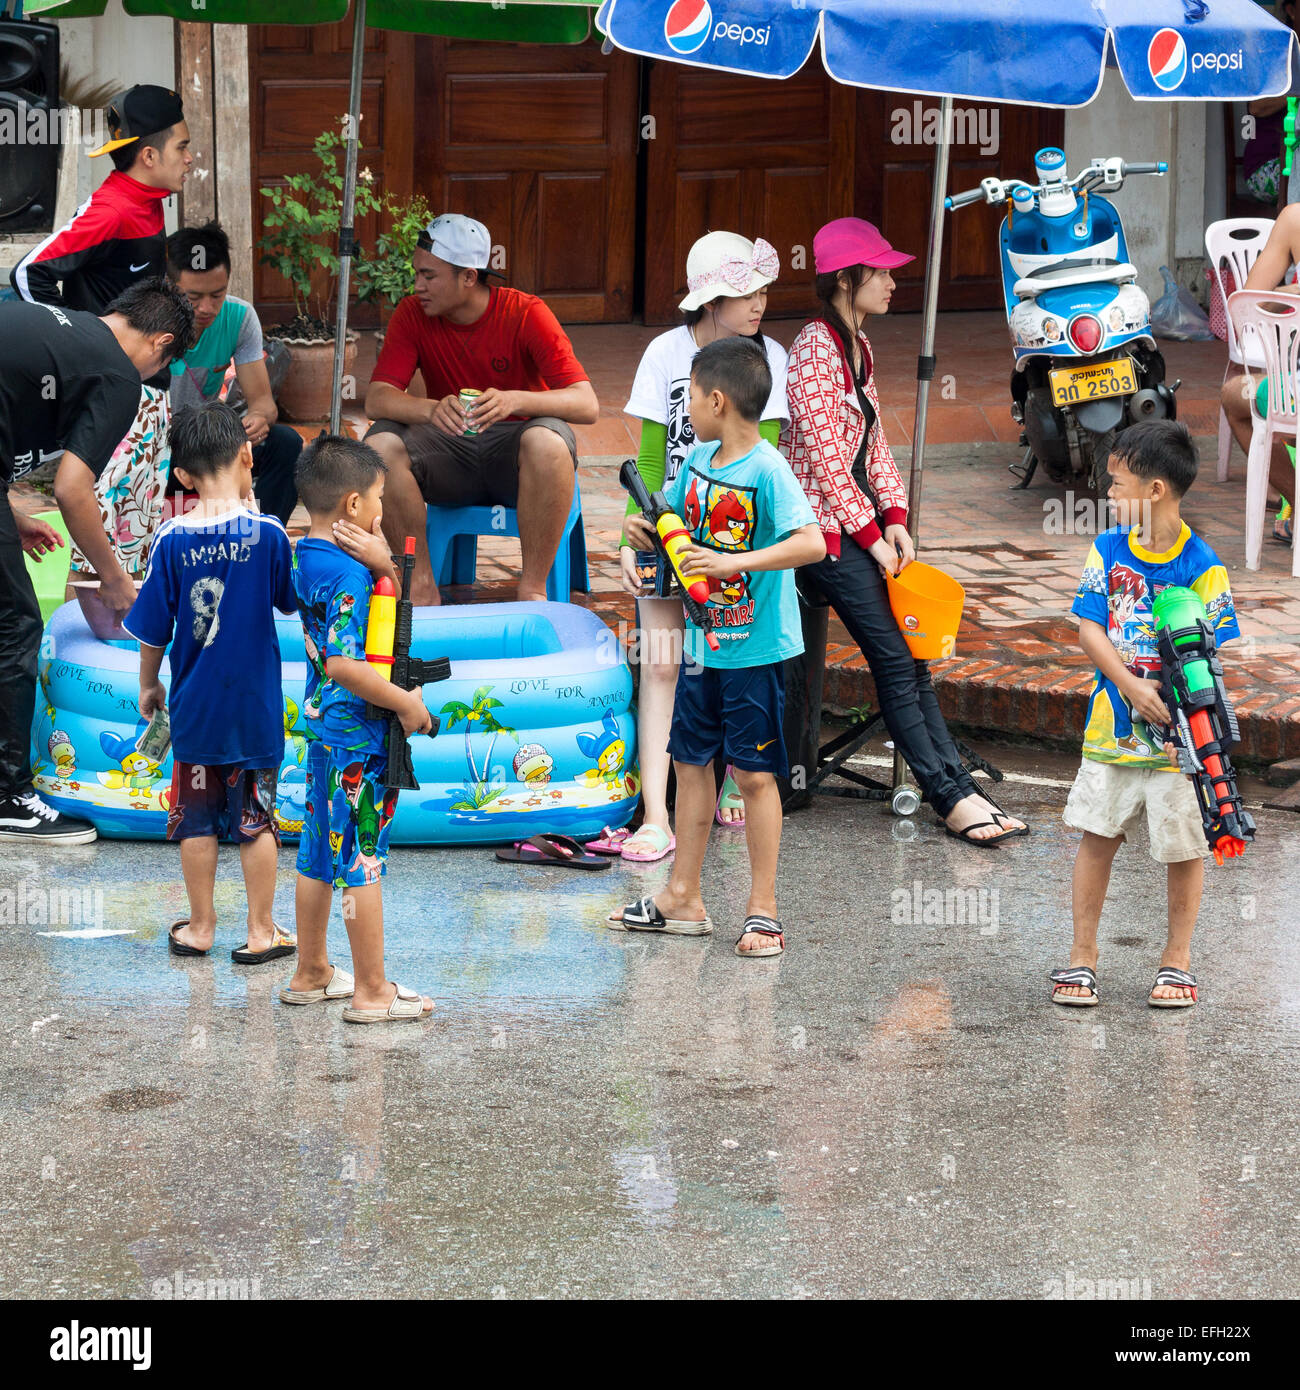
[1050,965,1099,1006]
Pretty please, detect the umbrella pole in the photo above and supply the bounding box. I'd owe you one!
[330,0,368,437]
[892,96,952,801]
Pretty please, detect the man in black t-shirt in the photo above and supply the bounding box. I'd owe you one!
[0,279,193,843]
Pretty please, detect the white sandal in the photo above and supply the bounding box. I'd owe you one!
[279,963,355,1005]
[342,981,434,1024]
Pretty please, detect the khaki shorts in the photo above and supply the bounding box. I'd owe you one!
[1063,758,1207,863]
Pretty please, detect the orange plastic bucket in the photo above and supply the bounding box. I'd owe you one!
[884,560,965,660]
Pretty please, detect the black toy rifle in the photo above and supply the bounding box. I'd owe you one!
[618,459,720,651]
[364,537,451,791]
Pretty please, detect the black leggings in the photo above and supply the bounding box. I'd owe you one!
[0,485,43,799]
[799,535,978,819]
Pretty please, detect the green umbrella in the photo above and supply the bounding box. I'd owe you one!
[24,0,596,429]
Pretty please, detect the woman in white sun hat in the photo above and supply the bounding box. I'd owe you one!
[593,231,789,863]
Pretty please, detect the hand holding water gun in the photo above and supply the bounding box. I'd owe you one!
[619,459,720,652]
[1153,586,1255,865]
[363,537,453,790]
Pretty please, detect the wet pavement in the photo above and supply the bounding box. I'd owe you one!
[2,744,1297,1300]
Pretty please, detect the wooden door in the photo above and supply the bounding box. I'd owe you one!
[643,58,856,324]
[855,95,1066,312]
[413,37,639,323]
[248,19,414,327]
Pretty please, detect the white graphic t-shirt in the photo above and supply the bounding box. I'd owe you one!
[624,325,789,489]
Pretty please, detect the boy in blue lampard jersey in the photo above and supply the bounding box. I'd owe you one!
[282,435,435,1024]
[1052,421,1240,1011]
[611,337,825,958]
[125,402,299,961]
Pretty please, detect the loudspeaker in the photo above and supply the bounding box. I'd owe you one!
[0,17,60,232]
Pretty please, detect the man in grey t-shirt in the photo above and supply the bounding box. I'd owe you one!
[165,222,302,523]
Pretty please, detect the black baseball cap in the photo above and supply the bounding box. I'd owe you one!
[89,85,185,159]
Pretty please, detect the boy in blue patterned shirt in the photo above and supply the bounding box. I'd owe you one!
[1053,422,1239,1011]
[281,435,435,1024]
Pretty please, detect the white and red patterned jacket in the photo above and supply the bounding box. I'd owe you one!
[779,318,908,558]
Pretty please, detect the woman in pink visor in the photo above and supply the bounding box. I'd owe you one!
[781,218,1027,845]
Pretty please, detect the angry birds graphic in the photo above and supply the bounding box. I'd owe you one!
[684,476,703,532]
[512,743,554,785]
[708,572,749,608]
[707,490,753,549]
[96,728,164,793]
[47,730,75,779]
[575,712,626,789]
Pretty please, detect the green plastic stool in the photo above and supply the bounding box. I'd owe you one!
[22,510,72,623]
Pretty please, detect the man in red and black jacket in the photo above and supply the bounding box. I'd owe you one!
[11,84,191,312]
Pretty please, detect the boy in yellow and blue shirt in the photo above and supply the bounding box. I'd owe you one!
[1053,421,1238,1011]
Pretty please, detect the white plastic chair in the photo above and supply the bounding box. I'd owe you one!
[1206,218,1273,480]
[1226,289,1300,577]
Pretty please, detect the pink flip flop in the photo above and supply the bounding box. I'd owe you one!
[588,825,632,856]
[619,824,675,863]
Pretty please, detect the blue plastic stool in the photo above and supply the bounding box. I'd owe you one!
[424,481,589,602]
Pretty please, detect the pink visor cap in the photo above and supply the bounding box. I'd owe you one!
[814,218,915,274]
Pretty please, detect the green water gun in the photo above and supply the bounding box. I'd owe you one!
[1152,587,1255,864]
[1285,97,1298,178]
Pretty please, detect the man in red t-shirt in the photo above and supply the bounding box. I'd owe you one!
[364,214,598,604]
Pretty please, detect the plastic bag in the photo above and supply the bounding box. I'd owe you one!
[1151,265,1214,341]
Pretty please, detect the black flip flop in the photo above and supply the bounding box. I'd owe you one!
[167,918,208,957]
[944,820,1013,848]
[495,833,611,871]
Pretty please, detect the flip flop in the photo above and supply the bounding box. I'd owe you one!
[735,915,784,958]
[715,766,745,827]
[620,823,675,863]
[495,833,611,871]
[231,923,297,964]
[588,825,632,856]
[943,820,1014,847]
[342,981,434,1025]
[167,917,208,957]
[1148,967,1197,1008]
[1050,965,1099,1007]
[606,894,713,935]
[279,963,354,1005]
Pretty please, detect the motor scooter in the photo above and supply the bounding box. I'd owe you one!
[947,148,1179,491]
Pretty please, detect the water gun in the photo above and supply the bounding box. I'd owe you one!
[363,536,452,790]
[1284,97,1298,178]
[619,459,720,652]
[1152,586,1255,865]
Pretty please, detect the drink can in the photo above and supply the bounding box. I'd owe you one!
[136,706,171,763]
[459,388,482,435]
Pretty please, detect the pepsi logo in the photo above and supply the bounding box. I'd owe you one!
[664,0,712,54]
[1148,27,1187,92]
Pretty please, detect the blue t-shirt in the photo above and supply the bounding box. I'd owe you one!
[1071,522,1239,768]
[664,438,816,669]
[291,538,386,756]
[125,506,296,767]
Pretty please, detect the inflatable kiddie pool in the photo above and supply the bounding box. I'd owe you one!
[31,599,639,846]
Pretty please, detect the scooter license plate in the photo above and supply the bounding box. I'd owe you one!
[1049,358,1137,407]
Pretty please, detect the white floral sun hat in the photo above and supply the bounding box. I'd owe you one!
[679,230,780,312]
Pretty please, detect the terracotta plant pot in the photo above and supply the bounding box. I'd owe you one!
[270,332,359,423]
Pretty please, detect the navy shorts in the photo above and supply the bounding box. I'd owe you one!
[667,660,787,776]
[166,762,279,844]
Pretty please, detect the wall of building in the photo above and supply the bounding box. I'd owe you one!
[55,3,176,220]
[1063,67,1210,306]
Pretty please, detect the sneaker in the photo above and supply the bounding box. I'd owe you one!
[0,792,98,844]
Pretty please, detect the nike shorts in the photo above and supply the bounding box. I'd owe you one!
[667,660,787,777]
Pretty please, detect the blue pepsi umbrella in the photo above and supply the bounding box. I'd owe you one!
[597,0,1300,524]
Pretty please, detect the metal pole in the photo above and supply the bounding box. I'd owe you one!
[330,0,367,437]
[892,95,952,800]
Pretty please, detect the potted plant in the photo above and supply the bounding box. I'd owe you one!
[257,126,382,422]
[355,189,434,337]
